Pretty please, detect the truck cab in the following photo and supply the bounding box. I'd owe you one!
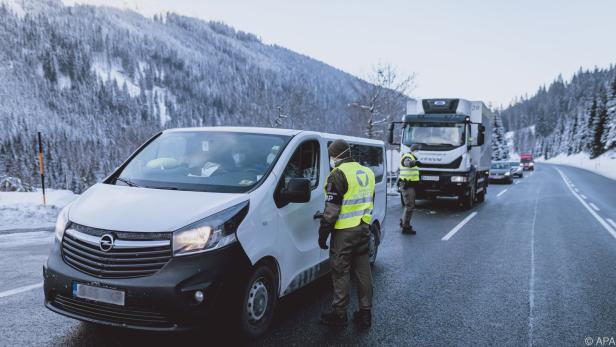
[388,98,492,209]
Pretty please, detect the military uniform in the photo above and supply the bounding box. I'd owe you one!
[319,154,375,327]
[399,152,420,233]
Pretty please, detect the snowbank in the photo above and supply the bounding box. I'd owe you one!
[538,150,616,181]
[0,189,78,231]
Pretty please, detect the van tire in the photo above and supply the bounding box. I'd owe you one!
[238,264,278,338]
[368,225,379,265]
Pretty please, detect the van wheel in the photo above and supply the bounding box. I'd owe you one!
[239,264,278,338]
[368,226,379,265]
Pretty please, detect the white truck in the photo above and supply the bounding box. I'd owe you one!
[388,98,492,209]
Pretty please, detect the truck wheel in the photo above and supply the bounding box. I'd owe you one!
[476,180,486,203]
[239,264,278,338]
[460,184,475,210]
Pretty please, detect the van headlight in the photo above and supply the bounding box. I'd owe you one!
[451,176,467,183]
[55,205,71,241]
[173,201,249,256]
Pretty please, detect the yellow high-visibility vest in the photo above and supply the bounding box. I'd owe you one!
[326,162,375,230]
[399,152,420,182]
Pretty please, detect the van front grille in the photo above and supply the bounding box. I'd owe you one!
[61,224,172,279]
[50,294,173,328]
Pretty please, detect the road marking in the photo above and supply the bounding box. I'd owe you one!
[589,203,600,212]
[515,180,520,185]
[556,168,616,239]
[497,189,508,197]
[0,282,43,298]
[574,188,579,193]
[528,179,541,347]
[580,194,588,200]
[608,219,616,229]
[441,212,478,241]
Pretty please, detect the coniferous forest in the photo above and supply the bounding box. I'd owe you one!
[501,67,616,159]
[0,0,392,192]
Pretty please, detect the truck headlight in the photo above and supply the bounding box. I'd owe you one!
[55,205,71,241]
[173,201,249,256]
[451,176,467,183]
[529,162,534,167]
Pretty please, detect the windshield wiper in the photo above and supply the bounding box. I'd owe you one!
[150,186,179,191]
[115,177,141,187]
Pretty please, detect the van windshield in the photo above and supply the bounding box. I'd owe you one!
[114,131,290,193]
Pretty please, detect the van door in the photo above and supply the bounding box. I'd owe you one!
[275,139,324,295]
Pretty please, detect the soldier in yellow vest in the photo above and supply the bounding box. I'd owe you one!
[318,139,375,329]
[398,144,421,234]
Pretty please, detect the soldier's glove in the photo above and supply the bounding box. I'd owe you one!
[318,225,331,250]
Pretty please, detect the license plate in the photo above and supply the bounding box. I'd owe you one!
[73,283,125,306]
[421,175,439,181]
[491,175,502,179]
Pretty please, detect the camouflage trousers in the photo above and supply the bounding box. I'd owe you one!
[329,223,373,314]
[400,185,416,227]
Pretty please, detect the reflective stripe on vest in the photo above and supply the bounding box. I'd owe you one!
[326,162,376,230]
[399,153,420,182]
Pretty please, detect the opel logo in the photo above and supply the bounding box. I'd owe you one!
[99,234,114,252]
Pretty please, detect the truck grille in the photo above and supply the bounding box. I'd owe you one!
[50,294,173,328]
[61,224,172,279]
[418,156,462,169]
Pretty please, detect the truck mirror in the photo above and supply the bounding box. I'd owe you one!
[477,125,486,146]
[388,123,400,146]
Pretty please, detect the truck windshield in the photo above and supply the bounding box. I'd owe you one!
[403,123,465,148]
[113,131,290,193]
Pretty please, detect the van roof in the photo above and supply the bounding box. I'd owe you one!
[164,127,384,146]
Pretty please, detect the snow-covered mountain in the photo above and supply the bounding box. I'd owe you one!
[500,66,616,159]
[0,0,400,192]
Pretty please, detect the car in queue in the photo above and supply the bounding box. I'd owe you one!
[509,161,524,178]
[489,161,514,184]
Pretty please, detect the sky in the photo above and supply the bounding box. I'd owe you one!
[61,0,616,108]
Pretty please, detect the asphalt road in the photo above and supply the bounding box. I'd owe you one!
[1,164,616,346]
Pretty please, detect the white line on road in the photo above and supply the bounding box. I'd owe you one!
[556,168,616,239]
[441,212,478,241]
[497,189,508,197]
[574,188,579,193]
[515,180,520,185]
[607,219,616,229]
[580,194,588,200]
[0,282,43,299]
[589,202,600,212]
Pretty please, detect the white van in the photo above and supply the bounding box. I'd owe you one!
[44,127,387,337]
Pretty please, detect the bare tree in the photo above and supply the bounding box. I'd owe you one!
[349,63,415,138]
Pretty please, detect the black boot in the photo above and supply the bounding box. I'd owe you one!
[352,309,372,328]
[408,225,416,235]
[320,311,348,327]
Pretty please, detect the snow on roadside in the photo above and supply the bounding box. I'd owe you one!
[0,231,54,248]
[538,150,616,181]
[0,189,78,231]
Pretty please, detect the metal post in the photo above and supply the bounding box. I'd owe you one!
[37,132,46,205]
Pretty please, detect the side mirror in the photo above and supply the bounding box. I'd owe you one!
[388,122,400,146]
[477,125,486,146]
[280,178,311,203]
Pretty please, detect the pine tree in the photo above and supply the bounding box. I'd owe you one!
[591,91,608,158]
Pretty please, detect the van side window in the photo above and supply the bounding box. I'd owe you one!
[350,145,385,182]
[282,140,320,189]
